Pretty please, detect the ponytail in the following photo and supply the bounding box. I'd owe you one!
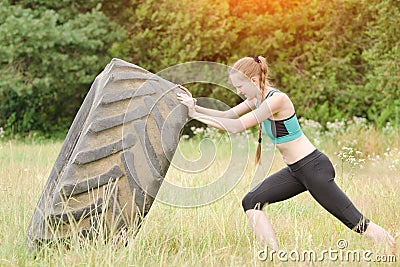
[231,56,271,165]
[255,125,262,165]
[254,56,269,165]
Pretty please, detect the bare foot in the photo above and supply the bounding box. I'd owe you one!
[363,221,396,254]
[246,210,279,251]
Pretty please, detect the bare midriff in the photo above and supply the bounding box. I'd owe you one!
[275,134,316,165]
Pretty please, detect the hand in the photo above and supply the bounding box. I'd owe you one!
[177,92,196,116]
[177,84,192,98]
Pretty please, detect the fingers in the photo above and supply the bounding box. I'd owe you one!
[177,93,189,103]
[177,94,195,110]
[176,93,189,101]
[177,84,188,92]
[176,84,192,97]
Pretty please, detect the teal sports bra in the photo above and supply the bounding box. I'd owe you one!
[260,89,303,144]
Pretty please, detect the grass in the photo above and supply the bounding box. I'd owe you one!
[0,126,399,266]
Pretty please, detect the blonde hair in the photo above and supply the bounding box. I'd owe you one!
[230,56,271,165]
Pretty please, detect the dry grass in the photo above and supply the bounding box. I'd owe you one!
[0,132,398,266]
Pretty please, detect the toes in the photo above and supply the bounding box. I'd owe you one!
[386,232,395,246]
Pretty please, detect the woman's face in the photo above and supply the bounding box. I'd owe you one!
[230,73,260,100]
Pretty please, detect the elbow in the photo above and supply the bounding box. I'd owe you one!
[222,110,239,119]
[221,110,230,119]
[228,124,245,134]
[227,119,248,134]
[229,129,241,134]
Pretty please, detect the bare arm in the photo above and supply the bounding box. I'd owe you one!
[178,93,285,133]
[194,98,256,119]
[176,84,255,119]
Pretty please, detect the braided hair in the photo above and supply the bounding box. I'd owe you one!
[230,56,271,165]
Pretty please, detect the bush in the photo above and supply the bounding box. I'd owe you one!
[0,1,125,137]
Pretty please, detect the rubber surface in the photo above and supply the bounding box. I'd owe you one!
[26,58,188,248]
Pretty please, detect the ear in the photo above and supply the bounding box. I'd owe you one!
[250,76,258,85]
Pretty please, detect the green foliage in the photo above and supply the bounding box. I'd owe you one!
[227,0,399,126]
[226,0,373,124]
[0,0,126,137]
[362,0,400,128]
[0,0,399,138]
[124,0,237,72]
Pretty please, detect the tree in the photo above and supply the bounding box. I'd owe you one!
[0,0,125,136]
[362,0,400,127]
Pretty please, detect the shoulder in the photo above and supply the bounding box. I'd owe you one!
[261,90,293,114]
[267,90,290,103]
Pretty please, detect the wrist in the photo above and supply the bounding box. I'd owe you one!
[188,107,197,117]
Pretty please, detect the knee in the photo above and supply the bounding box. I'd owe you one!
[242,192,262,212]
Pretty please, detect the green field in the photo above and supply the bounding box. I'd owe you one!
[0,120,398,266]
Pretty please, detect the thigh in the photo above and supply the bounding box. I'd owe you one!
[248,166,307,206]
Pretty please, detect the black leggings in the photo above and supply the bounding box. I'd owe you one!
[242,149,370,233]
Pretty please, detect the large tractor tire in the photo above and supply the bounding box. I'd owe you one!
[27,58,187,248]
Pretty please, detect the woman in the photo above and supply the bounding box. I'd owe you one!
[177,56,395,251]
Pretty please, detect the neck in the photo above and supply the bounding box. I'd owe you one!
[256,91,263,105]
[257,86,271,103]
[264,86,272,96]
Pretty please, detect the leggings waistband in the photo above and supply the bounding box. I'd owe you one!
[287,149,322,171]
